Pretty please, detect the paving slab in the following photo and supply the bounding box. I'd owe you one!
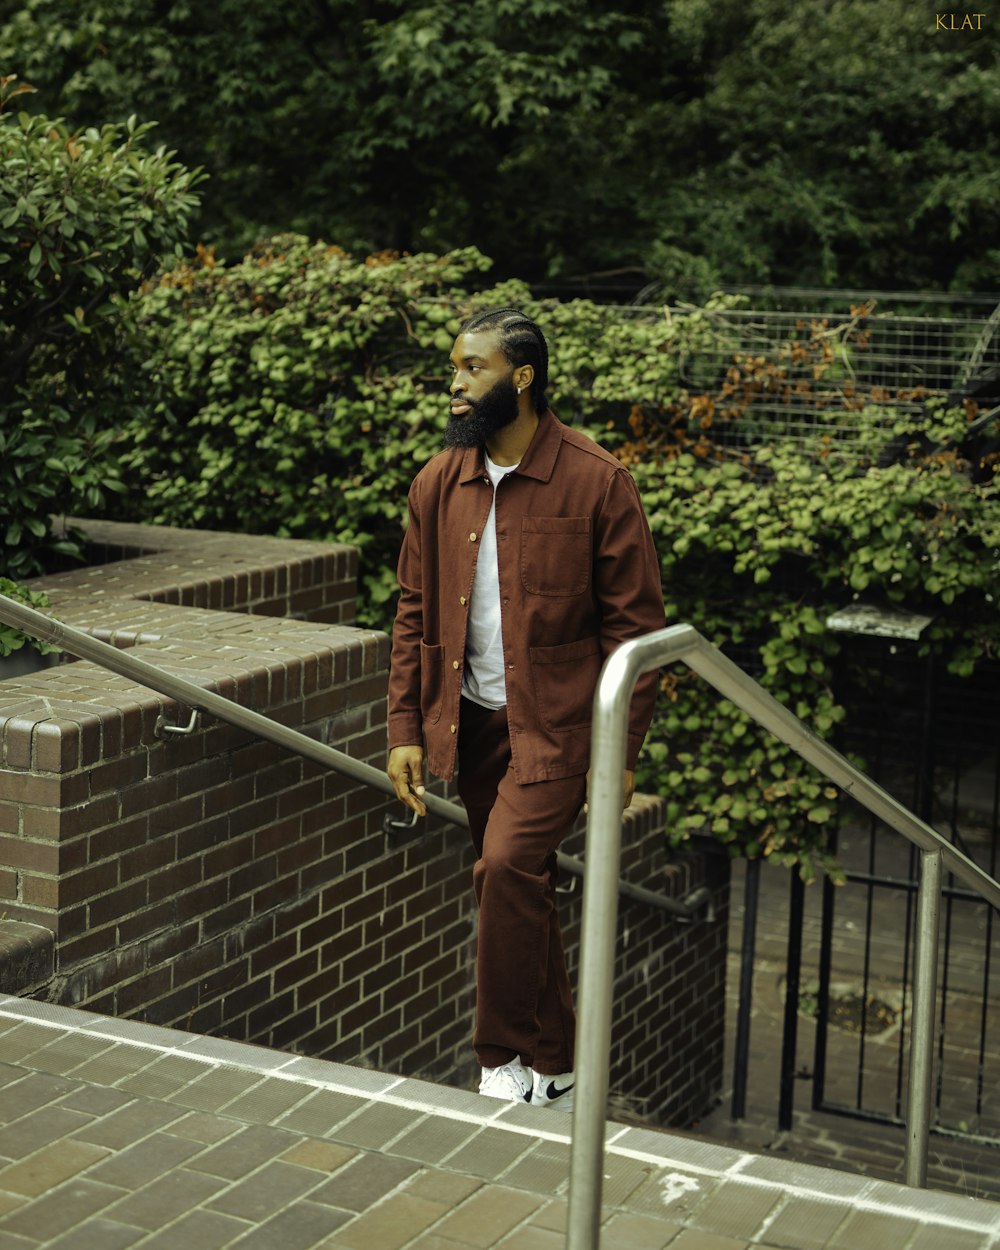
[1,994,999,1250]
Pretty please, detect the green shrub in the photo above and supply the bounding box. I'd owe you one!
[0,577,59,658]
[0,74,202,578]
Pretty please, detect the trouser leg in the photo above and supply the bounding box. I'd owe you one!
[456,698,585,1075]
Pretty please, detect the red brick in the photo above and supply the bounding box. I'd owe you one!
[61,860,120,907]
[221,975,271,1025]
[88,815,149,861]
[250,933,297,978]
[228,913,274,957]
[118,899,180,945]
[202,897,252,939]
[148,793,204,838]
[33,720,81,772]
[2,718,34,770]
[0,868,16,900]
[203,836,251,881]
[225,850,273,900]
[56,794,121,839]
[0,771,63,806]
[89,754,148,795]
[88,879,148,927]
[363,955,402,997]
[120,836,178,881]
[276,832,323,875]
[141,983,201,1028]
[20,873,59,908]
[339,995,380,1037]
[150,853,202,899]
[0,835,59,874]
[120,773,178,819]
[117,965,172,1014]
[248,989,295,1036]
[274,950,319,993]
[0,802,17,834]
[176,815,229,859]
[229,795,277,838]
[270,1006,318,1050]
[171,936,227,985]
[58,924,118,968]
[277,777,325,819]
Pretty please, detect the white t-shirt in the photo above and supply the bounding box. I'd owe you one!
[462,453,519,709]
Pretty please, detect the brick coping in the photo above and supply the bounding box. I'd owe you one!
[2,995,999,1249]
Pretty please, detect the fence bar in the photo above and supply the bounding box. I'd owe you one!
[905,848,943,1187]
[778,868,806,1131]
[730,857,760,1121]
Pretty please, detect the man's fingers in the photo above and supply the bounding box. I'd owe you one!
[387,748,427,817]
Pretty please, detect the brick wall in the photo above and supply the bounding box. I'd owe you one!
[0,519,728,1127]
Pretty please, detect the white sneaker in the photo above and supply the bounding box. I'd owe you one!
[531,1069,575,1112]
[479,1058,533,1103]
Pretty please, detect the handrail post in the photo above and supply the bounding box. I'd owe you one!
[566,647,635,1250]
[905,847,943,1187]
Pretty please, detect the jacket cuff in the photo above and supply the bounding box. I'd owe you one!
[388,711,423,751]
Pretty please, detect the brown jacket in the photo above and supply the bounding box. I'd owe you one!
[388,409,665,783]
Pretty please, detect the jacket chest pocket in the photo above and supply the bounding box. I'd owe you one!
[520,516,591,597]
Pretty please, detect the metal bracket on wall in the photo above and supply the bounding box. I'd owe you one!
[155,708,201,738]
[383,807,422,838]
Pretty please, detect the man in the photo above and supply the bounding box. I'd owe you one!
[387,307,664,1110]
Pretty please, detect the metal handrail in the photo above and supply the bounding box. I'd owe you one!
[0,593,709,921]
[567,623,1000,1250]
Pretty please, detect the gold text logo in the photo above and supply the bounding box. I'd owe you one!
[935,12,986,28]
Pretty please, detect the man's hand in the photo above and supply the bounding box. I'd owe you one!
[388,745,427,817]
[584,768,635,814]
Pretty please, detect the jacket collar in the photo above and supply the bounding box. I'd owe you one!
[458,409,563,485]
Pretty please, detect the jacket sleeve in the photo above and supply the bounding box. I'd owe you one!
[387,479,425,751]
[592,467,666,770]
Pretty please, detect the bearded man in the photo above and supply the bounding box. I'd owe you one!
[387,307,665,1110]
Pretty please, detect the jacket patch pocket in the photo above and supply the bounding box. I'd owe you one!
[521,516,591,597]
[530,637,602,732]
[419,640,445,726]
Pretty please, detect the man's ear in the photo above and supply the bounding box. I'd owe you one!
[514,365,534,392]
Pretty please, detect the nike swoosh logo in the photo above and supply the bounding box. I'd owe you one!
[545,1081,574,1100]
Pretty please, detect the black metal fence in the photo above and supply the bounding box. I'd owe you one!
[811,641,1000,1142]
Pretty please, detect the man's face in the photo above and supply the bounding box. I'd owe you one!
[445,330,520,449]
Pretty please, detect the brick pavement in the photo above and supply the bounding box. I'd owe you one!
[3,996,1000,1249]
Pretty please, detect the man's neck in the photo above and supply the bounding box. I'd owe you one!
[486,407,540,467]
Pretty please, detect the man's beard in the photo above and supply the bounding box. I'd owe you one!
[443,375,520,449]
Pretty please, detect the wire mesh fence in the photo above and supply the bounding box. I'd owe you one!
[611,289,1000,456]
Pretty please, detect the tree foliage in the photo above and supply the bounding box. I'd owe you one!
[2,0,996,290]
[109,238,1000,878]
[0,75,202,577]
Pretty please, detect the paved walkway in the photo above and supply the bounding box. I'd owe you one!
[3,997,1000,1250]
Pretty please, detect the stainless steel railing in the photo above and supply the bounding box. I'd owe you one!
[567,623,1000,1250]
[0,593,710,921]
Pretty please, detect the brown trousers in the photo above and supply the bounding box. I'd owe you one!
[456,697,586,1075]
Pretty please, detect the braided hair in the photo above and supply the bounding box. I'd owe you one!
[459,307,549,414]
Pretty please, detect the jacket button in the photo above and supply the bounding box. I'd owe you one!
[450,723,457,734]
[469,532,477,542]
[460,595,467,606]
[452,660,459,670]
